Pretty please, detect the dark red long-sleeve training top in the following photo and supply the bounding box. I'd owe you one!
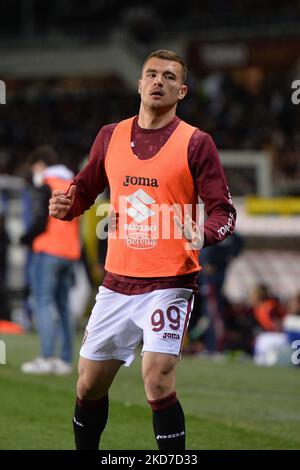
[65,115,236,294]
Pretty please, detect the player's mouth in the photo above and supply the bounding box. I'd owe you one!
[150,90,164,97]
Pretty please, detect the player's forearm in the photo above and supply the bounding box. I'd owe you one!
[188,131,237,247]
[204,204,236,247]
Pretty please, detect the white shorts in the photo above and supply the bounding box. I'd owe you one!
[80,286,194,367]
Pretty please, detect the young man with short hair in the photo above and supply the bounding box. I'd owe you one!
[49,50,236,450]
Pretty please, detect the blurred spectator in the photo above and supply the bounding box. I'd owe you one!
[189,232,244,353]
[20,169,37,330]
[254,293,300,367]
[0,212,10,321]
[222,300,256,355]
[20,145,81,375]
[251,284,287,332]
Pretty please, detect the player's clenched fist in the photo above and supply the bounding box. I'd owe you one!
[49,184,76,219]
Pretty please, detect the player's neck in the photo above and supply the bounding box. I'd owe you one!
[138,107,176,130]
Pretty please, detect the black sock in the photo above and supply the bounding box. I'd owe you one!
[73,394,109,450]
[148,392,185,450]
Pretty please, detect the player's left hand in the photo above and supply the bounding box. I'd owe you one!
[174,213,203,249]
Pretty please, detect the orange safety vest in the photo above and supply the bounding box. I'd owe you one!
[33,176,80,260]
[254,299,286,331]
[104,116,201,277]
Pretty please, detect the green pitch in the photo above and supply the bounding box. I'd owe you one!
[0,332,299,450]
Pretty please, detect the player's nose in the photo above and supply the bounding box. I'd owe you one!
[153,74,163,86]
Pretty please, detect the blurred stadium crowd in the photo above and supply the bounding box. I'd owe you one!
[1,0,300,190]
[1,0,300,365]
[1,1,300,42]
[1,65,299,192]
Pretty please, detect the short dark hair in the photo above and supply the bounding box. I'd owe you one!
[143,49,187,83]
[28,145,59,166]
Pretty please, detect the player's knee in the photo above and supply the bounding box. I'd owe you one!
[144,378,166,399]
[76,375,104,400]
[143,368,175,400]
[77,376,92,399]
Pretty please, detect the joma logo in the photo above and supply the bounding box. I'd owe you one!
[162,332,180,340]
[123,175,159,187]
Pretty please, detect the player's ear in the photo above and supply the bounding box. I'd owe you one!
[178,84,188,100]
[138,79,141,94]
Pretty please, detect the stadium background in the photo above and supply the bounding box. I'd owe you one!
[0,0,300,450]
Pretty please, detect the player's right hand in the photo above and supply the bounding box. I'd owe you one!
[49,184,76,219]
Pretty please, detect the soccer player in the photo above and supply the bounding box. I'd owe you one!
[49,50,236,450]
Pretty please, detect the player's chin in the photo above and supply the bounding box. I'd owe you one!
[149,101,173,112]
[148,100,164,109]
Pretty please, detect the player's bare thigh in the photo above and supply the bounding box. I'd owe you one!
[142,351,178,401]
[77,357,123,400]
